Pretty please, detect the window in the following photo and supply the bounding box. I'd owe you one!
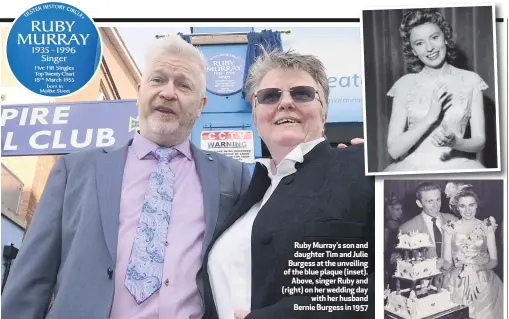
[97,87,105,100]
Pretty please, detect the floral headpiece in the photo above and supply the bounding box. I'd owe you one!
[444,182,471,198]
[444,182,473,210]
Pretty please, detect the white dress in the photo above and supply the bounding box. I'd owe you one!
[384,64,488,172]
[442,218,504,319]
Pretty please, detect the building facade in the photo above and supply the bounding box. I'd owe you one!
[0,27,141,282]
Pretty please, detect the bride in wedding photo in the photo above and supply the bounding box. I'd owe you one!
[441,182,503,319]
[384,9,488,172]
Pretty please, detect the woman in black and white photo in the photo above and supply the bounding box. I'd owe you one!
[362,6,499,174]
[442,182,504,319]
[384,8,489,172]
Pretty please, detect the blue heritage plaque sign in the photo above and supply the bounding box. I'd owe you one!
[206,53,245,96]
[6,2,102,97]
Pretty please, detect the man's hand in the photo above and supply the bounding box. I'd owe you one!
[337,138,364,148]
[234,309,250,319]
[436,258,444,270]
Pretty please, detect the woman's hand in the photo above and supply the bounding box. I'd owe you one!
[471,254,488,267]
[426,84,453,125]
[337,138,364,148]
[431,123,456,147]
[234,309,250,319]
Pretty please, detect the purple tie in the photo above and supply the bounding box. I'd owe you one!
[124,147,179,304]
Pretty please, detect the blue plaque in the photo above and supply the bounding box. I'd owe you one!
[6,2,102,98]
[206,53,245,96]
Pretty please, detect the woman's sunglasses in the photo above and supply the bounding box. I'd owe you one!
[255,86,320,105]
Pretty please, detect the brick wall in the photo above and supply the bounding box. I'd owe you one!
[27,156,59,224]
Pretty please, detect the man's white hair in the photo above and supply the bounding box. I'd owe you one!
[144,34,207,93]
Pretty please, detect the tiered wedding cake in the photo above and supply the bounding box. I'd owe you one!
[384,230,459,318]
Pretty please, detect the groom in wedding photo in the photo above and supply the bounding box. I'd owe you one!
[398,182,458,287]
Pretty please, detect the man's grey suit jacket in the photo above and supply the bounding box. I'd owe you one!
[1,138,251,319]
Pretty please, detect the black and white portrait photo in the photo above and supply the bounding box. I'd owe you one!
[361,6,500,175]
[383,179,504,319]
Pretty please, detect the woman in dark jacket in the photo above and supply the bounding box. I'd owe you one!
[200,49,375,319]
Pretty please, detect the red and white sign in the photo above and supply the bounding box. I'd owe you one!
[201,130,255,163]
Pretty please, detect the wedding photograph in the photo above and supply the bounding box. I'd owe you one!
[383,179,504,319]
[361,6,500,175]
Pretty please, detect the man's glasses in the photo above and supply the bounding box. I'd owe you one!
[255,86,320,105]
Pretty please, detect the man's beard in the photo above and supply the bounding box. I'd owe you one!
[147,114,180,134]
[145,110,195,141]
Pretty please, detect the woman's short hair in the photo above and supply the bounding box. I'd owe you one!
[244,47,329,118]
[448,185,480,214]
[400,8,457,73]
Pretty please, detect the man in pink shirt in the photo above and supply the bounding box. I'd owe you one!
[2,35,251,319]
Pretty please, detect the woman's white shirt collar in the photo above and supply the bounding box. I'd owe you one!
[256,137,325,179]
